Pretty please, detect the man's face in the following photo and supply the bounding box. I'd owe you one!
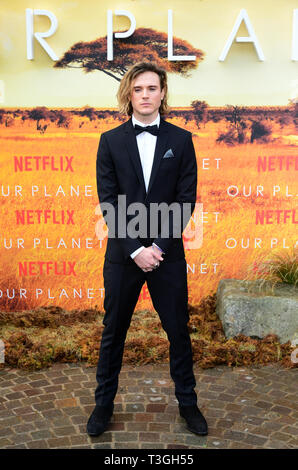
[130,71,165,121]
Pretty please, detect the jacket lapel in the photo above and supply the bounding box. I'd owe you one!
[124,118,146,194]
[146,117,169,198]
[124,116,170,198]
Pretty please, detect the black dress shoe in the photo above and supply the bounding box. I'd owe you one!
[179,405,208,435]
[86,404,114,436]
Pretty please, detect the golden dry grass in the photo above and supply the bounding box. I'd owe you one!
[0,112,297,314]
[0,295,296,371]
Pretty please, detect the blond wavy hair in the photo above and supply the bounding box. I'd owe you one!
[117,62,169,116]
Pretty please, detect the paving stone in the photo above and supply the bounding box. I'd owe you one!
[139,432,160,442]
[13,423,36,433]
[282,425,298,435]
[114,442,140,449]
[27,439,49,449]
[270,431,292,442]
[47,437,71,448]
[109,422,125,431]
[41,409,64,419]
[146,404,167,413]
[223,430,246,441]
[51,414,74,428]
[21,413,42,423]
[260,420,283,431]
[51,377,70,385]
[114,432,138,442]
[205,408,225,418]
[55,391,74,399]
[29,380,51,388]
[92,443,112,449]
[166,444,187,449]
[42,386,63,393]
[126,422,148,432]
[265,439,290,449]
[12,406,34,415]
[54,398,78,408]
[0,437,14,446]
[216,418,234,429]
[2,400,23,410]
[134,412,154,422]
[70,415,88,425]
[20,397,42,406]
[5,392,26,400]
[142,443,166,449]
[271,405,292,415]
[160,432,186,444]
[288,438,298,447]
[249,426,274,438]
[24,389,44,397]
[86,430,112,443]
[149,422,171,432]
[5,444,27,449]
[33,418,51,430]
[113,412,134,422]
[78,396,94,405]
[0,409,15,419]
[242,415,265,426]
[227,441,254,449]
[254,400,274,410]
[184,434,208,447]
[53,425,78,437]
[243,433,268,446]
[69,435,91,446]
[68,444,92,449]
[125,403,145,412]
[155,413,177,423]
[30,430,54,440]
[32,402,55,412]
[0,362,295,449]
[0,416,21,426]
[38,394,56,402]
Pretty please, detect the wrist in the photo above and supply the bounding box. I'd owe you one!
[152,243,165,254]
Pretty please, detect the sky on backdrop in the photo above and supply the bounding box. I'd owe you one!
[0,0,297,108]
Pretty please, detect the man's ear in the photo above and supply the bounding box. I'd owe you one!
[161,88,165,100]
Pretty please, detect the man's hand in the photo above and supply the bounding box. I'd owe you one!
[133,246,164,272]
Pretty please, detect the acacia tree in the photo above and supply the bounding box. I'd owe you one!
[28,107,50,129]
[54,28,204,81]
[191,100,209,128]
[216,105,248,145]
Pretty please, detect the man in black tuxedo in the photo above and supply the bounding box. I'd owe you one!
[87,62,208,437]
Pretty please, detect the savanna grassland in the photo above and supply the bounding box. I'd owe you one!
[0,105,297,369]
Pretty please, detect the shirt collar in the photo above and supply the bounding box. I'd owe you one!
[132,113,160,128]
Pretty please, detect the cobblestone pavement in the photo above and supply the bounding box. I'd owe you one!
[0,362,297,449]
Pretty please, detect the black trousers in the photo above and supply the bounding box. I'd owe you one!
[95,257,197,406]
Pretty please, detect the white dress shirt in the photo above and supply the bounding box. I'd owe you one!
[130,113,163,260]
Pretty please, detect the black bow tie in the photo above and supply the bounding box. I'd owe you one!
[134,124,159,136]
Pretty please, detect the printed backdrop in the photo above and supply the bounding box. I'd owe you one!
[0,0,297,312]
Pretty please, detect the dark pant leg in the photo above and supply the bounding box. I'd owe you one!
[95,259,145,406]
[146,258,197,406]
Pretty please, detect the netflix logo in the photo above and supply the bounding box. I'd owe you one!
[256,209,298,224]
[257,156,298,172]
[18,261,76,276]
[14,156,74,172]
[16,210,75,224]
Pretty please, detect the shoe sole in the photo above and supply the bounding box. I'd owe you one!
[186,425,208,436]
[179,412,208,436]
[86,421,111,437]
[86,430,105,437]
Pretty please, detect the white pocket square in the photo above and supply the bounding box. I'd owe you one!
[163,148,175,158]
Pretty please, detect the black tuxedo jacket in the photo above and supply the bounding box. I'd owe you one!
[96,116,197,264]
